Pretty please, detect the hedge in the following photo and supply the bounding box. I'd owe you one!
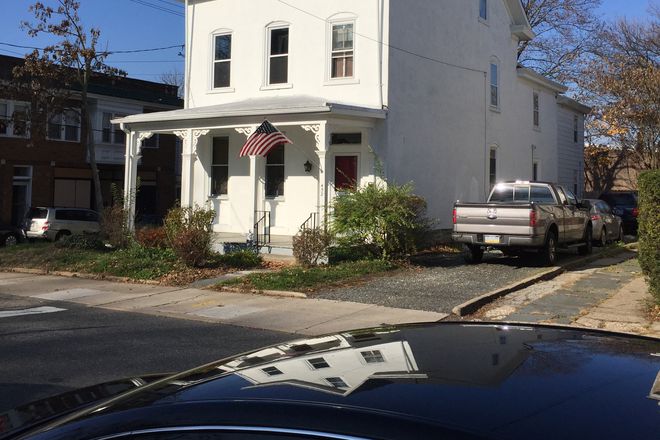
[638,169,660,304]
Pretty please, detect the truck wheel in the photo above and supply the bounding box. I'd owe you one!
[541,232,558,266]
[578,226,593,256]
[463,245,484,264]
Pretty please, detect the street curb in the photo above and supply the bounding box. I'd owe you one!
[3,267,162,285]
[216,285,308,299]
[451,245,635,317]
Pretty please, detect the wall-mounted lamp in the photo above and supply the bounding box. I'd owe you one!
[304,160,313,173]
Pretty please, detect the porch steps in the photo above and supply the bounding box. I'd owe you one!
[211,233,294,257]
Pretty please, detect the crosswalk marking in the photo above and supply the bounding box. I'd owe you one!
[0,306,67,319]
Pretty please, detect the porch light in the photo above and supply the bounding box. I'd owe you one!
[304,160,313,173]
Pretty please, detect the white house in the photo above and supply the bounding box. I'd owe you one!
[114,0,589,251]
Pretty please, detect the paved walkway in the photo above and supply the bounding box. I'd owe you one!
[0,272,446,336]
[478,252,659,337]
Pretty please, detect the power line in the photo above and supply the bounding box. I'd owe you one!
[126,0,184,17]
[0,42,184,56]
[107,60,184,63]
[150,0,185,9]
[276,0,485,75]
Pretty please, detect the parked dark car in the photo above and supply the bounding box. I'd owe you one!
[600,191,638,234]
[2,323,659,440]
[0,223,25,247]
[582,199,624,246]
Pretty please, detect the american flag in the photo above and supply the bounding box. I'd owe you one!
[239,120,292,157]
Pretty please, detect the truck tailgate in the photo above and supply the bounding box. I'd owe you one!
[455,204,533,236]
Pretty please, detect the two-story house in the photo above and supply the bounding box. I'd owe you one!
[0,54,182,226]
[115,0,589,251]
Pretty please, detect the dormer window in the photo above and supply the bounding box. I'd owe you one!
[331,23,354,79]
[213,33,232,89]
[268,26,289,85]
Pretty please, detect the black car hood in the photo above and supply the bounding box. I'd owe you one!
[11,323,660,440]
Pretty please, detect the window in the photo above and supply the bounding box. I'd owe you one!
[331,23,354,79]
[573,115,579,143]
[307,357,330,369]
[565,187,578,205]
[489,148,497,187]
[360,350,385,364]
[479,0,488,20]
[268,27,289,85]
[533,92,539,127]
[573,170,579,195]
[0,102,7,135]
[0,101,30,138]
[48,110,80,142]
[325,377,348,388]
[261,366,283,376]
[213,33,232,88]
[490,62,498,107]
[102,112,126,145]
[331,132,361,144]
[533,162,539,181]
[514,186,530,201]
[211,137,229,196]
[265,145,285,197]
[530,186,556,204]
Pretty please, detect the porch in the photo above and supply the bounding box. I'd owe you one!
[114,96,386,252]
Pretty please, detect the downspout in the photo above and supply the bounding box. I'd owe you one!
[484,71,488,199]
[184,0,191,109]
[378,0,385,109]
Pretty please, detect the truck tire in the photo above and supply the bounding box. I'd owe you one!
[578,226,593,256]
[541,231,558,266]
[463,245,484,264]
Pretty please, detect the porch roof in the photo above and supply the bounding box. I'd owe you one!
[112,95,387,126]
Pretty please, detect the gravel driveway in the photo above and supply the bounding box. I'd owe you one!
[313,249,588,313]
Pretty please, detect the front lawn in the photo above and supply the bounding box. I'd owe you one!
[216,259,399,292]
[0,242,263,284]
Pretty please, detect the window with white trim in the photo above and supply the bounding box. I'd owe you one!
[490,62,499,107]
[48,109,80,142]
[360,350,385,364]
[0,101,30,138]
[479,0,488,20]
[211,136,229,197]
[325,377,348,388]
[533,92,540,127]
[102,112,126,145]
[331,22,354,79]
[307,357,330,369]
[533,161,539,181]
[261,366,283,376]
[213,33,232,89]
[268,26,289,85]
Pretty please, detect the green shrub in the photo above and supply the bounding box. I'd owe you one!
[638,170,660,303]
[164,205,216,267]
[293,227,333,266]
[215,250,263,269]
[100,184,133,249]
[328,244,380,264]
[331,182,430,259]
[54,233,106,251]
[91,244,178,280]
[135,226,169,249]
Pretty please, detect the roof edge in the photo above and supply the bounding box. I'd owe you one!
[557,96,592,114]
[517,67,568,93]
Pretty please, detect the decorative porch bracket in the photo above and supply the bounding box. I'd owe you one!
[124,130,153,231]
[174,129,209,208]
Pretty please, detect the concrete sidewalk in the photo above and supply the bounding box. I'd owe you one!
[478,252,660,337]
[0,272,446,335]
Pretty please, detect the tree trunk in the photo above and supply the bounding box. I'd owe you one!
[86,110,104,213]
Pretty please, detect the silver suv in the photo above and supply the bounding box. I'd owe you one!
[24,207,100,241]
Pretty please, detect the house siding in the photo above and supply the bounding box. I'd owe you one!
[557,106,584,197]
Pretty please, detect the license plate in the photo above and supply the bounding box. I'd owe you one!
[484,235,501,244]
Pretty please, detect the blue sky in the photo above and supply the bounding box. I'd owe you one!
[0,0,656,83]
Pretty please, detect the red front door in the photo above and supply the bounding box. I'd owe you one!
[335,156,358,190]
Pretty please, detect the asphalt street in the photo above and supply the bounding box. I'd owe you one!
[0,293,292,412]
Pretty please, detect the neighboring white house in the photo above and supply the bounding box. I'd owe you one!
[114,0,589,250]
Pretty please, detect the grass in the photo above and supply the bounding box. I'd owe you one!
[217,259,399,292]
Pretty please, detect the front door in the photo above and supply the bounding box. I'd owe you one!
[11,182,30,226]
[334,155,358,191]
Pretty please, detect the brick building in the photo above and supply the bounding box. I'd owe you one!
[0,55,182,226]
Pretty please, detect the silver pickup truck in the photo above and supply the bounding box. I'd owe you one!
[452,181,593,265]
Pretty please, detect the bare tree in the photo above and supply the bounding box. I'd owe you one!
[13,0,126,213]
[160,69,184,98]
[519,0,604,83]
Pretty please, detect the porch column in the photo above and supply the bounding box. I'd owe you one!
[123,130,153,231]
[174,129,209,208]
[235,126,257,233]
[303,123,329,227]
